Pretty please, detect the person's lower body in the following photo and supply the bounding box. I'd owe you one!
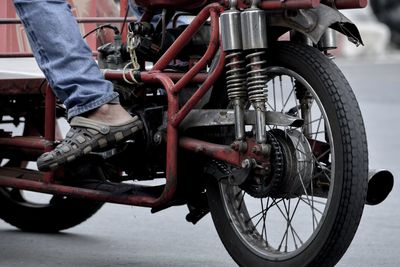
[12,0,142,174]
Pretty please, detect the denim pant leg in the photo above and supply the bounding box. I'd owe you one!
[12,0,119,120]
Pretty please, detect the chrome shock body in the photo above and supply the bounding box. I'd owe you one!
[221,0,269,146]
[220,0,247,141]
[241,0,268,144]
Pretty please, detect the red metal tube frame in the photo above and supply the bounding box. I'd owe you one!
[179,137,241,166]
[259,0,320,9]
[0,3,227,208]
[103,70,208,84]
[43,85,56,183]
[333,0,368,9]
[152,3,224,71]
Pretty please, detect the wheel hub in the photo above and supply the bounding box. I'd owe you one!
[241,129,314,198]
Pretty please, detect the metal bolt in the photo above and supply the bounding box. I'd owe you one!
[252,145,262,155]
[153,132,162,144]
[260,144,271,155]
[231,141,240,151]
[241,159,252,169]
[231,141,248,152]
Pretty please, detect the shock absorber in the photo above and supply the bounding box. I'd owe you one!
[221,0,247,141]
[241,0,268,145]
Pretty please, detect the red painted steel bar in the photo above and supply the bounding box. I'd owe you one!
[172,50,226,127]
[179,137,241,166]
[172,10,220,94]
[0,137,48,161]
[0,17,135,25]
[43,85,56,183]
[103,70,208,83]
[0,137,48,150]
[0,175,159,207]
[334,0,368,9]
[152,3,224,71]
[140,73,178,207]
[259,0,320,9]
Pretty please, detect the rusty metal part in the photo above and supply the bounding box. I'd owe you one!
[180,137,241,166]
[333,0,368,9]
[269,5,363,45]
[0,136,50,162]
[259,0,320,9]
[179,136,269,167]
[179,109,303,130]
[172,51,226,127]
[0,174,162,207]
[103,70,208,84]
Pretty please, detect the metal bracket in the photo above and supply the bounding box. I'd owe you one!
[180,109,303,130]
[268,4,363,46]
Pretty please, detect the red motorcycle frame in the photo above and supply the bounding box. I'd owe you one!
[0,0,371,210]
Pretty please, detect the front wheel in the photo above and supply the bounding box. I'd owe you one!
[206,43,368,267]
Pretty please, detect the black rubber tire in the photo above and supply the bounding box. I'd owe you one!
[206,42,368,267]
[0,114,104,233]
[0,188,103,233]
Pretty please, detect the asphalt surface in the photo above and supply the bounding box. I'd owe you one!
[0,55,399,267]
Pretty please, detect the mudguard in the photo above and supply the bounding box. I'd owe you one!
[268,4,363,45]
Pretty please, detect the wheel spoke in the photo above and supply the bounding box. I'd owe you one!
[297,171,319,228]
[272,78,277,111]
[247,197,283,223]
[299,197,324,215]
[274,198,304,251]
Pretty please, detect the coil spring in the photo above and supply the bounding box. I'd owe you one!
[225,52,247,100]
[246,51,267,103]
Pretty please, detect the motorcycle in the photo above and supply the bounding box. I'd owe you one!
[0,0,394,266]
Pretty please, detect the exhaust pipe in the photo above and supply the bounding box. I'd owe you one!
[366,170,394,206]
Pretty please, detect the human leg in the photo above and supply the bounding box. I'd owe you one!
[12,0,120,119]
[12,0,142,171]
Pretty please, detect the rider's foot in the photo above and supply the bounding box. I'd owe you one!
[86,103,133,125]
[37,104,143,171]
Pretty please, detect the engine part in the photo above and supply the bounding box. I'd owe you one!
[240,0,268,50]
[318,28,337,51]
[220,0,243,51]
[225,52,247,140]
[246,50,268,144]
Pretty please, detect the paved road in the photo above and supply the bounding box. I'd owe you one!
[0,56,399,267]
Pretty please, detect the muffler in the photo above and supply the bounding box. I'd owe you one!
[366,169,394,205]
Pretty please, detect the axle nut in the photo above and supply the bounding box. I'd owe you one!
[241,159,252,169]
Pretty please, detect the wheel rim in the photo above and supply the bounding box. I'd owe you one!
[219,66,335,260]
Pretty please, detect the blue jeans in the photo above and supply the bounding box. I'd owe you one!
[12,0,119,120]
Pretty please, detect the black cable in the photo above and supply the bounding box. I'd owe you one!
[83,24,120,39]
[120,3,130,37]
[160,9,167,50]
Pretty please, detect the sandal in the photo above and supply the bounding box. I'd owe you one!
[37,115,143,171]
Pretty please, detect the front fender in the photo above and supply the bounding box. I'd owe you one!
[269,4,363,46]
